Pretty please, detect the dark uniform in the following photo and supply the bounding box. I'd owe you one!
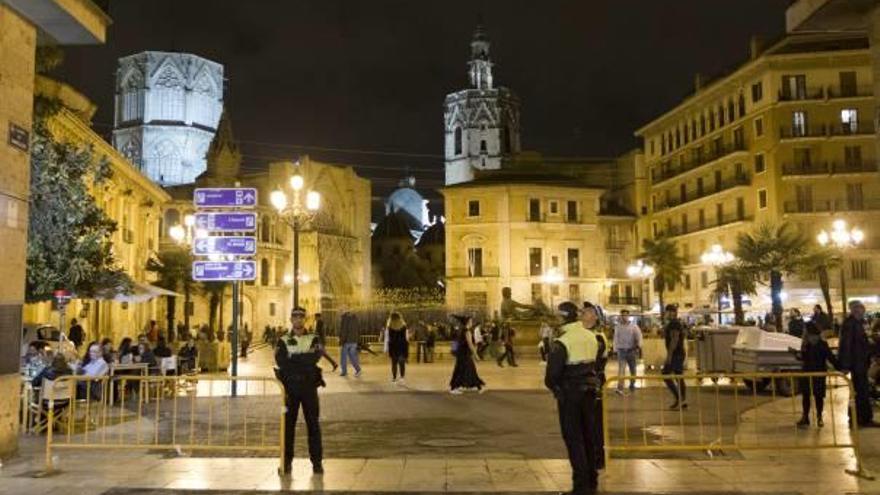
[588,323,609,470]
[275,314,325,475]
[545,302,600,495]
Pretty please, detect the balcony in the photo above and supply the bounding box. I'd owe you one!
[783,199,880,214]
[778,87,825,102]
[782,161,877,177]
[827,85,873,99]
[608,296,641,306]
[779,124,827,140]
[829,121,875,137]
[652,141,747,185]
[448,266,501,278]
[604,239,629,251]
[659,213,751,238]
[654,174,750,213]
[779,121,876,140]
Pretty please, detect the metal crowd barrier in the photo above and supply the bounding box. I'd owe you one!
[602,371,873,480]
[41,375,285,473]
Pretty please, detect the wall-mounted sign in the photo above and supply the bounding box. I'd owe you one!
[8,123,29,153]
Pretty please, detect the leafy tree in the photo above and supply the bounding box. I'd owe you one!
[734,222,807,331]
[638,235,684,319]
[797,244,842,319]
[146,248,193,340]
[201,281,228,334]
[26,97,131,302]
[712,262,757,325]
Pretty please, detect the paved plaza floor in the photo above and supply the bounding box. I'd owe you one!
[2,346,880,494]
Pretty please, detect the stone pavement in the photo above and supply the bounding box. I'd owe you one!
[2,347,879,494]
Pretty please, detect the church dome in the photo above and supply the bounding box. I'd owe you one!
[385,176,427,232]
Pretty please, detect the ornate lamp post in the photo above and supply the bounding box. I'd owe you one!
[271,170,321,311]
[701,244,734,325]
[817,219,864,314]
[541,267,564,308]
[626,260,655,312]
[169,214,200,337]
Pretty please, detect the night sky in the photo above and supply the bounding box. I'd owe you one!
[57,0,790,198]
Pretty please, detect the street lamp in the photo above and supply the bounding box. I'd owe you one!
[540,267,564,309]
[701,244,734,325]
[271,168,321,310]
[817,219,864,315]
[626,260,655,312]
[169,214,198,336]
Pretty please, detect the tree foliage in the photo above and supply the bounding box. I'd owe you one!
[797,244,841,318]
[26,98,131,302]
[638,235,684,318]
[712,261,757,325]
[146,248,194,337]
[734,222,807,331]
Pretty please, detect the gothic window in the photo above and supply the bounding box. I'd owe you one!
[480,139,487,153]
[119,69,144,123]
[260,258,270,286]
[191,70,218,127]
[121,139,141,169]
[153,64,185,121]
[501,125,511,153]
[163,209,180,237]
[454,127,463,155]
[261,216,271,242]
[149,140,181,184]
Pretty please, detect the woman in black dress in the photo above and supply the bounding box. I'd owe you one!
[449,315,486,394]
[385,312,409,384]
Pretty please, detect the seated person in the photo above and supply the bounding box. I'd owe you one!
[77,342,109,400]
[134,342,158,372]
[100,337,116,364]
[178,337,199,374]
[32,353,72,388]
[154,336,173,359]
[22,341,50,376]
[117,337,134,364]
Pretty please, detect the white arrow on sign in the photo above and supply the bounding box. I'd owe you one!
[242,263,254,277]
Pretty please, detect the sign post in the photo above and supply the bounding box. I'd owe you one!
[192,187,258,397]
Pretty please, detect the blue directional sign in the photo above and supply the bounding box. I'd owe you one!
[193,236,257,256]
[194,212,257,232]
[192,261,257,281]
[194,188,258,208]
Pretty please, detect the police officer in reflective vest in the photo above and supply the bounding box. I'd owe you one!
[545,301,600,495]
[583,301,608,471]
[276,307,325,476]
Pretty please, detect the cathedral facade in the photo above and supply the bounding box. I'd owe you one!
[112,51,224,186]
[444,25,521,185]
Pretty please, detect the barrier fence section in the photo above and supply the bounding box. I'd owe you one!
[41,375,285,472]
[602,371,872,479]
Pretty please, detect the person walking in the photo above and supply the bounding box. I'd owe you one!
[338,310,362,377]
[661,304,687,410]
[496,323,518,367]
[473,321,487,360]
[449,315,486,394]
[613,309,642,394]
[312,314,338,372]
[539,320,554,363]
[790,322,839,428]
[384,312,409,384]
[839,300,879,428]
[276,307,325,477]
[811,304,832,334]
[788,308,806,338]
[545,301,600,495]
[68,318,84,349]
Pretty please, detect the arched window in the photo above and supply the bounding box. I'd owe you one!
[260,258,270,286]
[163,209,180,237]
[454,127,463,155]
[149,140,180,185]
[119,69,144,122]
[121,139,141,169]
[153,64,184,121]
[480,139,487,153]
[192,70,218,128]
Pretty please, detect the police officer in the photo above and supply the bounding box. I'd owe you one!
[545,301,600,495]
[581,301,609,471]
[276,307,325,477]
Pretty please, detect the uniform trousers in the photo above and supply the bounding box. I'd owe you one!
[283,385,322,467]
[557,388,598,494]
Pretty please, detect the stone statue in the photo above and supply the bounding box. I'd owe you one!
[500,287,536,321]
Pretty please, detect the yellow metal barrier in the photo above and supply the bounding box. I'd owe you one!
[41,375,285,473]
[602,371,873,480]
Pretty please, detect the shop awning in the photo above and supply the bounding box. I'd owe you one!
[105,282,181,303]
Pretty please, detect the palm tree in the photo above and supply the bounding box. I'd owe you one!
[798,244,842,319]
[201,281,228,336]
[146,248,193,338]
[712,262,757,325]
[638,235,685,319]
[734,222,807,331]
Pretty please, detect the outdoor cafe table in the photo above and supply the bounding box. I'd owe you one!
[109,362,148,403]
